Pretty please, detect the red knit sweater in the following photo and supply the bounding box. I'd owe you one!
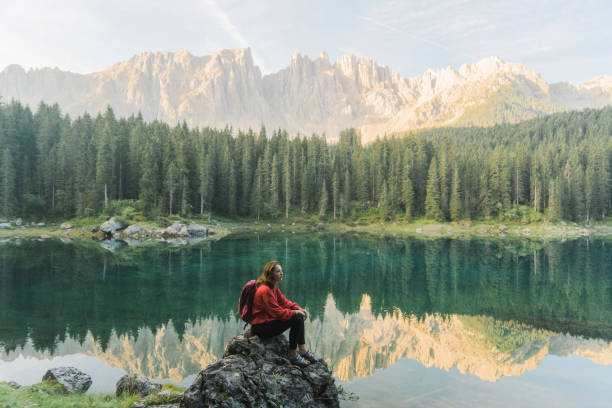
[250,283,299,325]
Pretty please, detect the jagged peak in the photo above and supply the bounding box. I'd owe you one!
[580,74,612,90]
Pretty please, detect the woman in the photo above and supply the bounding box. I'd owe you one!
[250,261,320,367]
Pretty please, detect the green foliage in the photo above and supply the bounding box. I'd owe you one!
[0,100,610,223]
[0,381,140,408]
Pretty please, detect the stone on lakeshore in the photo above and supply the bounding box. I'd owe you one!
[37,222,45,227]
[116,374,162,397]
[498,225,508,233]
[123,224,142,237]
[416,227,423,233]
[0,222,12,229]
[101,218,125,236]
[60,222,73,229]
[15,218,23,226]
[162,221,185,237]
[181,332,339,408]
[187,223,207,236]
[7,381,21,389]
[316,223,324,231]
[42,367,92,393]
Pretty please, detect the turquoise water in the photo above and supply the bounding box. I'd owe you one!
[1,234,611,405]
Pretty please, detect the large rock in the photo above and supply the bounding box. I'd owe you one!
[42,367,92,393]
[101,218,125,236]
[123,224,142,237]
[163,221,188,237]
[187,223,207,237]
[0,222,12,229]
[181,332,339,408]
[60,222,73,229]
[116,374,161,397]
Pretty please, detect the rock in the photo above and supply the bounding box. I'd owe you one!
[42,367,92,393]
[7,381,21,389]
[523,228,531,235]
[0,222,12,229]
[37,222,45,227]
[15,218,22,226]
[498,225,508,233]
[206,228,215,236]
[187,223,207,237]
[416,228,423,233]
[101,218,125,236]
[123,224,142,237]
[60,222,73,229]
[267,223,272,230]
[459,220,472,227]
[116,374,161,397]
[182,332,339,408]
[91,226,99,233]
[316,223,324,232]
[163,221,185,237]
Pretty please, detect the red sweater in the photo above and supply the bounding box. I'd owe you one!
[251,284,299,325]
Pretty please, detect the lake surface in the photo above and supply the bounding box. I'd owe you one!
[1,234,612,406]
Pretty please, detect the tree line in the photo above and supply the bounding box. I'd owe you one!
[0,100,610,222]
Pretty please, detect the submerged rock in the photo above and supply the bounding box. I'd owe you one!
[116,374,162,397]
[42,367,92,393]
[181,332,339,408]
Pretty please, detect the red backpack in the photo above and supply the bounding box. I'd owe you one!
[238,280,259,328]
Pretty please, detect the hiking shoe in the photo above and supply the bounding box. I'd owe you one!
[289,353,310,367]
[300,350,321,363]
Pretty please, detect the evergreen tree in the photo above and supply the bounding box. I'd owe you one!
[319,179,328,217]
[450,166,462,221]
[425,158,442,221]
[0,149,16,217]
[401,163,414,220]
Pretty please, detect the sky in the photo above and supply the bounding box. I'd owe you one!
[1,0,611,84]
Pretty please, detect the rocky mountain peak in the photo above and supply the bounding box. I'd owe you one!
[1,48,611,141]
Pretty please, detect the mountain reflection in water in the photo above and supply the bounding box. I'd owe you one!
[3,293,612,383]
[1,235,611,389]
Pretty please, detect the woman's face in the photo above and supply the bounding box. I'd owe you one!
[272,264,283,283]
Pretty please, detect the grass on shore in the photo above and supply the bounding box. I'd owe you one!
[0,381,184,408]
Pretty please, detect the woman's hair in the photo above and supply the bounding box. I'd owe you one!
[256,261,279,287]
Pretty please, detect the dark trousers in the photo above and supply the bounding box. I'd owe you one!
[251,314,305,350]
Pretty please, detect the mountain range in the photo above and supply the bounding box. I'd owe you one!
[1,48,611,141]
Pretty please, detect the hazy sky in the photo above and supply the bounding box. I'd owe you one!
[1,0,610,84]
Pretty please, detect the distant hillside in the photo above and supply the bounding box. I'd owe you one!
[1,49,611,141]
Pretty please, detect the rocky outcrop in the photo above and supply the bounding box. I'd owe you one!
[187,223,207,237]
[100,218,125,237]
[2,49,611,142]
[181,332,339,408]
[116,374,161,397]
[42,366,92,393]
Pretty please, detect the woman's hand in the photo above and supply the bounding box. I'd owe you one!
[296,307,309,319]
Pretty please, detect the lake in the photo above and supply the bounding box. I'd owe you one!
[1,233,611,406]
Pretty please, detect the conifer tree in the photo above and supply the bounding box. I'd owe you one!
[401,163,414,220]
[450,166,462,221]
[319,179,328,217]
[425,158,442,221]
[0,149,15,217]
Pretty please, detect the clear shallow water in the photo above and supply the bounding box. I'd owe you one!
[1,234,611,406]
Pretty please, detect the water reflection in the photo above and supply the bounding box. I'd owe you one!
[3,294,612,384]
[1,235,612,389]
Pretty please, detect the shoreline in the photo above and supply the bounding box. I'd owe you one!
[1,218,611,242]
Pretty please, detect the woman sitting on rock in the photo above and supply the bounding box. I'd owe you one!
[251,260,320,367]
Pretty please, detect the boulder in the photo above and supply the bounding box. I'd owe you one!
[60,222,73,229]
[101,218,125,236]
[498,225,508,233]
[42,367,92,393]
[0,223,12,229]
[116,374,161,397]
[316,223,324,232]
[187,223,207,237]
[37,222,45,227]
[181,332,339,408]
[163,221,185,237]
[15,218,23,226]
[123,224,142,237]
[7,381,21,389]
